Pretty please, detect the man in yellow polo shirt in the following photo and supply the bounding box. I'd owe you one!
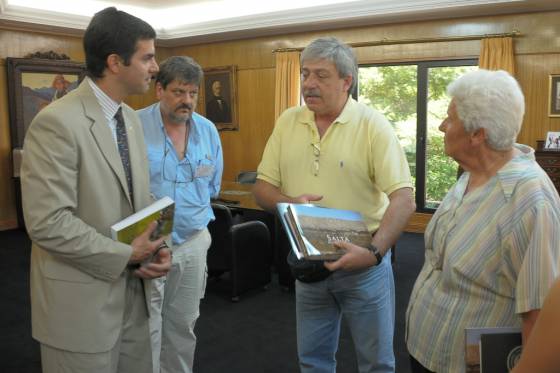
[253,37,415,373]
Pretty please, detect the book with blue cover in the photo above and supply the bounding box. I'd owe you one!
[277,203,371,260]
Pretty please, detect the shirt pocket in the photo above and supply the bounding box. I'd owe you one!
[193,157,216,182]
[147,149,165,182]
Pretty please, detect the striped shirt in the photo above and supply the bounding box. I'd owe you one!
[87,77,120,147]
[405,144,560,373]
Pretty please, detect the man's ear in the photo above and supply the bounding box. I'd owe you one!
[106,54,121,74]
[155,82,163,100]
[342,75,352,93]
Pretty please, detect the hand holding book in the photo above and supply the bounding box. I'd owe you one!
[291,193,323,205]
[323,241,379,271]
[133,242,172,280]
[277,203,372,262]
[129,220,168,265]
[110,196,174,277]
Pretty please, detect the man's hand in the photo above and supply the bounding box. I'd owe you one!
[292,194,323,204]
[253,179,323,212]
[323,241,378,272]
[134,247,172,279]
[129,221,166,264]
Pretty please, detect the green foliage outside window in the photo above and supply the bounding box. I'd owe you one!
[359,64,476,208]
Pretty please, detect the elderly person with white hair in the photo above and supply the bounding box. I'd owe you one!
[405,69,560,373]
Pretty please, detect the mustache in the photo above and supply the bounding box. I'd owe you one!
[303,90,321,98]
[175,104,193,111]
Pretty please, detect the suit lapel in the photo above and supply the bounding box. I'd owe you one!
[77,81,133,208]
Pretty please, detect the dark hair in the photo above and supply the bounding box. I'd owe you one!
[83,7,156,78]
[156,56,203,89]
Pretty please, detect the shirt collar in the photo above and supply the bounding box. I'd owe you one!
[457,143,535,202]
[496,143,535,199]
[297,95,354,127]
[87,77,121,121]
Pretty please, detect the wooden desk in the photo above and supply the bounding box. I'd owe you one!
[215,181,262,210]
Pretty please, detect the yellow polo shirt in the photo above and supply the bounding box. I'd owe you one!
[257,97,412,231]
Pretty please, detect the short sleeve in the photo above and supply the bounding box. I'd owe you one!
[368,113,413,195]
[515,200,560,313]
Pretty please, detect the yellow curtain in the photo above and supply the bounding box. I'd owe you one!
[479,37,515,74]
[274,51,301,121]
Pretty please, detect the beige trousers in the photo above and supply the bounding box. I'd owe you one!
[149,228,211,373]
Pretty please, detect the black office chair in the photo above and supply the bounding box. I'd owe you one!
[207,203,272,301]
[236,171,257,184]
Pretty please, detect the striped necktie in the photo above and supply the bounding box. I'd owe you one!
[114,107,134,204]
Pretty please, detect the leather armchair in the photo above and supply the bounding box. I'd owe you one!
[207,203,272,301]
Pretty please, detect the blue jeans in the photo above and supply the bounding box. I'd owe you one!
[295,253,395,373]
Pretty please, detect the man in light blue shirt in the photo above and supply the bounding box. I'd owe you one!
[138,56,223,373]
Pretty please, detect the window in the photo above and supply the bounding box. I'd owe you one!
[358,60,477,211]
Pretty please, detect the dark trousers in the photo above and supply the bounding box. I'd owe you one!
[409,354,436,373]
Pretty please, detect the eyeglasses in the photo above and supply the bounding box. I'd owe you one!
[162,142,196,186]
[311,142,320,176]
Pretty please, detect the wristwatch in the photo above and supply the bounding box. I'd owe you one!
[366,244,383,266]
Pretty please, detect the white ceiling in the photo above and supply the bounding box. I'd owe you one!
[1,0,559,46]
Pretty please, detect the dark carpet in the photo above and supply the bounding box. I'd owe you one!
[0,229,424,373]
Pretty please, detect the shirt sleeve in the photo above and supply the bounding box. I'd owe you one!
[368,112,413,195]
[210,130,223,198]
[515,200,560,314]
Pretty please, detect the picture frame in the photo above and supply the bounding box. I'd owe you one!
[7,57,86,149]
[200,65,238,131]
[544,131,560,150]
[549,74,560,117]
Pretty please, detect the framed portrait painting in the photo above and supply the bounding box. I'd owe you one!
[201,65,238,131]
[549,74,560,117]
[7,57,86,149]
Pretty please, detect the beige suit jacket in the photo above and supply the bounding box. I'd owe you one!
[21,79,153,353]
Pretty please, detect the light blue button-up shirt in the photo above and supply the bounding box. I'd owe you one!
[138,103,223,245]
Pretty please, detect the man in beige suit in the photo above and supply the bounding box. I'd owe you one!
[21,7,171,373]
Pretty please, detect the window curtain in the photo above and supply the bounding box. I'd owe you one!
[274,51,301,121]
[479,37,515,74]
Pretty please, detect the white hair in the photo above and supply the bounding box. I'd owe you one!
[447,69,525,151]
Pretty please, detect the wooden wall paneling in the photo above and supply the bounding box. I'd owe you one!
[516,53,560,147]
[174,39,275,70]
[0,30,85,61]
[218,68,275,181]
[407,213,433,234]
[355,40,480,65]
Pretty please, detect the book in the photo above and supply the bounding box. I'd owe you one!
[464,327,521,373]
[111,196,175,244]
[480,332,522,373]
[277,203,371,261]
